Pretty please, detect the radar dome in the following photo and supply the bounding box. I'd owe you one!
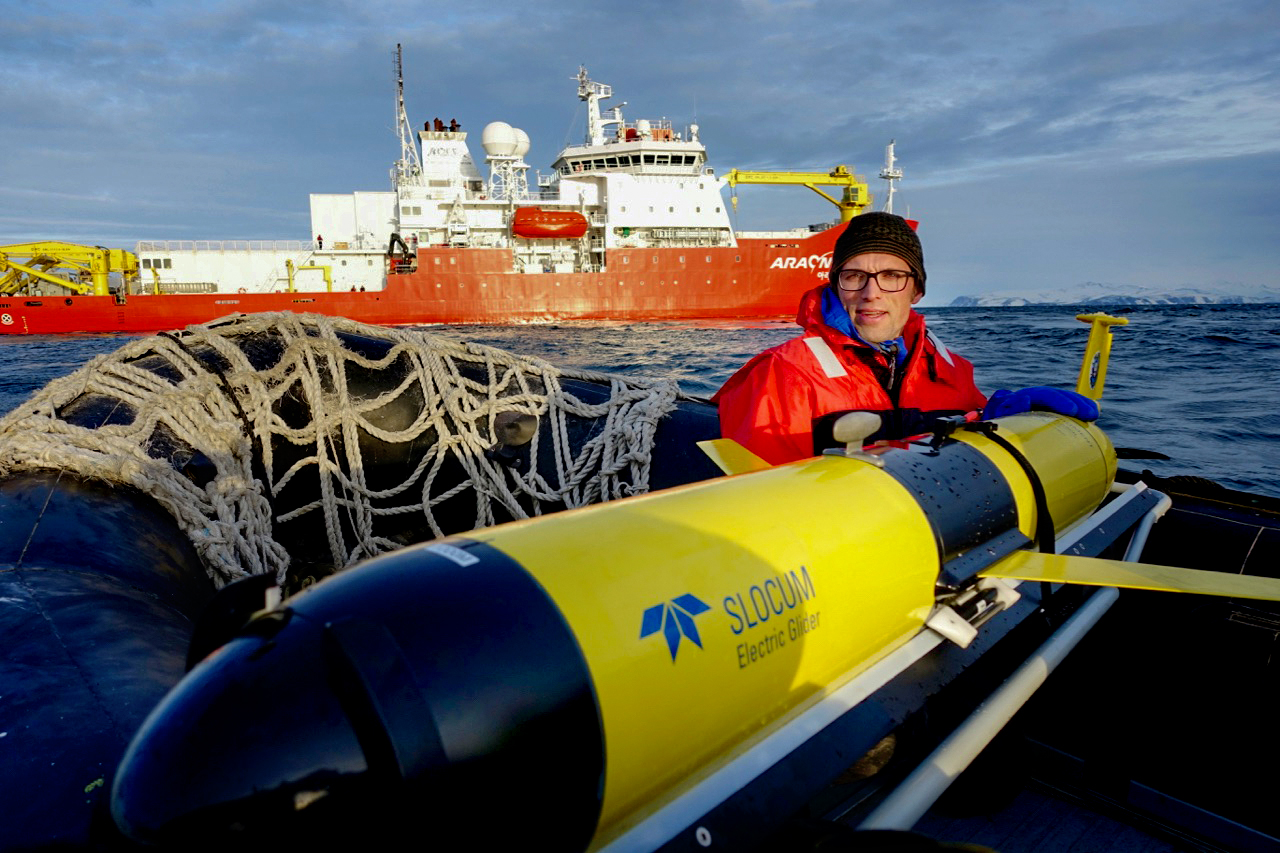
[512,127,531,158]
[481,121,519,156]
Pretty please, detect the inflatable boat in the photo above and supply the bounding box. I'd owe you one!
[2,313,1277,851]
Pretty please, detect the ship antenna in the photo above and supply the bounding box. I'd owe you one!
[394,44,424,188]
[879,139,902,214]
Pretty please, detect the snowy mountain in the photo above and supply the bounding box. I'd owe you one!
[950,281,1280,307]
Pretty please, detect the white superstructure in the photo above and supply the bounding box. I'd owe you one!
[317,65,738,266]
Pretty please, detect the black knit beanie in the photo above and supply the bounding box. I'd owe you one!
[828,212,926,294]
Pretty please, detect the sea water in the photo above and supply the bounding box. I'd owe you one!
[0,304,1275,497]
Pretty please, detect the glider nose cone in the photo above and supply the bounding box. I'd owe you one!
[111,610,371,846]
[112,543,605,848]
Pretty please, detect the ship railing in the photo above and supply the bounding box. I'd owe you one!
[653,228,727,240]
[151,282,219,294]
[734,228,822,240]
[620,118,675,133]
[639,164,705,177]
[135,240,313,253]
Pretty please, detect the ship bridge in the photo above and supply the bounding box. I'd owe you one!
[552,136,707,178]
[554,66,709,179]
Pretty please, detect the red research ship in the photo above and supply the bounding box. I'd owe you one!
[1,54,893,336]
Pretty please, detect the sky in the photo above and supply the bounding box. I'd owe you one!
[3,0,1278,306]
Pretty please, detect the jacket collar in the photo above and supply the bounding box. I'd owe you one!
[796,285,925,353]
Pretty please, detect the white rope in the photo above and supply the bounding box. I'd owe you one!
[0,313,687,589]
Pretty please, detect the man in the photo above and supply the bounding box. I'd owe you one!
[714,212,1094,464]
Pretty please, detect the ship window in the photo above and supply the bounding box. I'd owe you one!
[648,206,654,213]
[696,207,701,213]
[716,207,721,213]
[623,257,629,264]
[606,157,618,167]
[593,159,604,169]
[163,259,171,268]
[668,207,674,213]
[141,259,151,268]
[706,256,712,263]
[644,155,655,164]
[679,255,685,263]
[736,255,741,262]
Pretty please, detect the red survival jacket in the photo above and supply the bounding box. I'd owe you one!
[713,286,987,464]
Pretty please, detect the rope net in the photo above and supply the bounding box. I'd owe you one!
[0,313,687,590]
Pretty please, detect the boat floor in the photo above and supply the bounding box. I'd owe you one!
[914,740,1251,853]
[907,475,1280,853]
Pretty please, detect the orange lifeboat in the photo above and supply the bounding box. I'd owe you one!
[511,207,589,239]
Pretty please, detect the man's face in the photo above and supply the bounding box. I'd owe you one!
[835,252,923,344]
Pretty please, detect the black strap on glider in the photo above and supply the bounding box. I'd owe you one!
[928,417,1057,554]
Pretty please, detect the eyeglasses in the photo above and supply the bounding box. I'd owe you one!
[835,269,914,292]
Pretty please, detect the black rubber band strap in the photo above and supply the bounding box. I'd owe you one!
[960,421,1057,554]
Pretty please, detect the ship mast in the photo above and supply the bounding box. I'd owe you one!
[577,67,624,145]
[879,139,903,214]
[393,44,424,188]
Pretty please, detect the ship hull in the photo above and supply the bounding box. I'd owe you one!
[0,229,840,335]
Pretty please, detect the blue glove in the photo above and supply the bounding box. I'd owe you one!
[984,387,1099,421]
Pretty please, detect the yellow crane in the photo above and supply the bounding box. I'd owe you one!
[724,164,871,222]
[0,242,141,297]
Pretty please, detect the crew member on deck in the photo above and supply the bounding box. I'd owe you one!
[713,212,1097,464]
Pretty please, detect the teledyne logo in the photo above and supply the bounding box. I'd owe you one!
[640,594,712,661]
